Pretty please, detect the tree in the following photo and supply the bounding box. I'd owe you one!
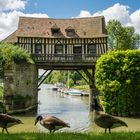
[95,50,140,116]
[107,20,140,50]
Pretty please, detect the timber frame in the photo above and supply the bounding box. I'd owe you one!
[17,37,107,69]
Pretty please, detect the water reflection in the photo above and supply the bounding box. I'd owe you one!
[37,84,92,132]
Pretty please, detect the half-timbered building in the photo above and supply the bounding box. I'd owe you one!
[3,16,108,111]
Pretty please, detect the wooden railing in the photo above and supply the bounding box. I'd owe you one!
[32,54,100,62]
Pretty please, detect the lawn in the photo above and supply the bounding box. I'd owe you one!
[0,132,140,140]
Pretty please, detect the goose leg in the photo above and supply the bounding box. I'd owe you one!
[109,128,111,133]
[5,127,9,134]
[105,128,107,133]
[2,127,4,133]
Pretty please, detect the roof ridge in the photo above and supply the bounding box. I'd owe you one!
[19,16,105,20]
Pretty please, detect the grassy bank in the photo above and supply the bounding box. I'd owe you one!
[0,132,140,140]
[72,85,89,91]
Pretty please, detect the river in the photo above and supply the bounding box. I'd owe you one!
[11,84,140,133]
[37,84,140,132]
[37,84,91,132]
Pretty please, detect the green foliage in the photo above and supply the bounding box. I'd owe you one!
[44,70,85,87]
[0,43,34,66]
[0,86,3,98]
[66,78,74,88]
[0,43,34,78]
[95,50,140,116]
[0,50,4,78]
[73,85,89,91]
[45,71,67,84]
[107,20,140,50]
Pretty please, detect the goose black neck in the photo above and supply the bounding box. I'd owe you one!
[94,98,99,111]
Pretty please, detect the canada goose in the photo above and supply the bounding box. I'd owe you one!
[0,113,23,134]
[93,97,128,133]
[35,115,70,133]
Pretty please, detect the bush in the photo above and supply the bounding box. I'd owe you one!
[95,50,140,116]
[0,43,34,68]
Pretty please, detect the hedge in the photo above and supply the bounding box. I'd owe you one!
[95,50,140,116]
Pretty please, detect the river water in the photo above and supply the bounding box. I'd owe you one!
[36,84,140,132]
[37,84,91,132]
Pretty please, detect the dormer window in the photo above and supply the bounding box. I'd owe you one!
[51,29,60,36]
[51,24,60,36]
[65,26,75,37]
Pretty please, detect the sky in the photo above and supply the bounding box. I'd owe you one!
[0,0,140,41]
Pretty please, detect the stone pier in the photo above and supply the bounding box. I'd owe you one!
[4,63,38,113]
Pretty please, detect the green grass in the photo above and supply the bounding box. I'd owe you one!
[0,132,140,140]
[72,85,89,91]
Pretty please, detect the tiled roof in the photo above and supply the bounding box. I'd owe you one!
[2,16,107,42]
[1,31,17,43]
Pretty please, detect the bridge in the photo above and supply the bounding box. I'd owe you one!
[3,16,108,112]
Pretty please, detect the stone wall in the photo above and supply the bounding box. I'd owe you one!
[4,63,38,113]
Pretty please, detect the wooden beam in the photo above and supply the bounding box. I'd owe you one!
[38,70,48,81]
[38,70,53,87]
[83,69,94,83]
[76,70,89,84]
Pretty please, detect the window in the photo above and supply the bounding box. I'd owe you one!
[73,46,82,54]
[87,44,96,54]
[51,24,60,36]
[65,26,75,37]
[73,45,82,60]
[51,29,60,36]
[54,44,63,55]
[66,29,75,36]
[35,44,42,54]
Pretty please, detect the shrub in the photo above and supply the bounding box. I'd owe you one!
[95,50,140,116]
[0,43,34,68]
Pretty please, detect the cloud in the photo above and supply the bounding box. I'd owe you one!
[78,10,92,17]
[0,2,140,41]
[0,10,49,41]
[78,3,140,34]
[93,3,131,25]
[130,9,140,34]
[0,0,26,11]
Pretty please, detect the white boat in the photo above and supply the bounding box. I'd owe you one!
[68,89,83,96]
[63,88,70,95]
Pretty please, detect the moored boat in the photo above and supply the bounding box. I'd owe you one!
[68,89,83,96]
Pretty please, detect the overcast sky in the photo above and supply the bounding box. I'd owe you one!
[0,0,140,41]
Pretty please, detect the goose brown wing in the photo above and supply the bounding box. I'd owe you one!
[43,116,69,127]
[97,113,127,128]
[107,115,128,127]
[96,114,115,127]
[0,114,18,123]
